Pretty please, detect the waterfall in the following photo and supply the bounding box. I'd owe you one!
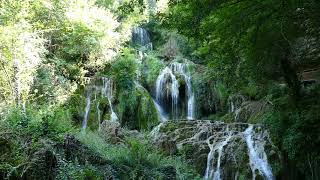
[153,99,168,122]
[82,77,118,130]
[203,124,274,180]
[94,88,101,131]
[229,95,246,113]
[82,90,91,129]
[243,125,274,180]
[205,127,233,180]
[102,77,118,122]
[97,101,101,130]
[156,66,179,119]
[170,62,194,120]
[155,62,194,120]
[132,27,152,50]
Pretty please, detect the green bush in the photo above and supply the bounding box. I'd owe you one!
[56,161,104,180]
[265,84,320,178]
[143,53,164,86]
[76,130,201,179]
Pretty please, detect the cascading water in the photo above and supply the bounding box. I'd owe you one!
[205,127,233,180]
[155,62,194,120]
[132,27,152,50]
[229,95,246,122]
[243,125,274,180]
[94,87,101,130]
[97,101,101,130]
[170,62,194,119]
[156,66,179,119]
[203,124,274,180]
[153,99,168,122]
[102,77,118,122]
[82,90,91,129]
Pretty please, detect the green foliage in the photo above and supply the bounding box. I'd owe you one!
[1,0,319,179]
[0,0,121,110]
[77,131,201,179]
[112,48,138,93]
[142,53,164,86]
[0,104,75,179]
[214,81,229,108]
[264,84,320,178]
[111,48,138,127]
[95,0,114,8]
[3,105,74,142]
[163,0,320,178]
[136,84,159,129]
[163,0,320,96]
[56,162,104,180]
[192,67,219,117]
[110,49,159,130]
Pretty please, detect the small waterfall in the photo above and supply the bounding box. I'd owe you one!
[135,81,168,122]
[82,90,91,129]
[205,127,233,180]
[229,95,246,113]
[230,101,235,113]
[234,108,241,122]
[155,62,194,120]
[97,101,101,130]
[150,123,163,141]
[203,124,274,180]
[229,95,246,122]
[156,66,179,119]
[94,88,101,130]
[132,27,152,50]
[170,63,194,120]
[243,125,274,180]
[153,99,168,122]
[102,77,118,122]
[82,77,118,129]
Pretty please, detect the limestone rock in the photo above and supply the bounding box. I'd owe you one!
[99,120,145,144]
[235,101,270,123]
[150,120,280,179]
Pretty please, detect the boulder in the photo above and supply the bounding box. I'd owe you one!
[99,121,124,144]
[99,120,146,144]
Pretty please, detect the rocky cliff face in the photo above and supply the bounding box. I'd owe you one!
[150,120,281,179]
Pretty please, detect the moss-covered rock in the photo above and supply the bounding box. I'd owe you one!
[136,84,159,130]
[192,65,219,118]
[235,100,270,123]
[150,120,280,178]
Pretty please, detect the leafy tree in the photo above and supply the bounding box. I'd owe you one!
[162,0,320,98]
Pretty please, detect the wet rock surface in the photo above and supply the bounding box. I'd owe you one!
[150,120,280,179]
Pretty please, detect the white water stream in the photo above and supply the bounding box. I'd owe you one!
[204,125,274,180]
[82,77,118,130]
[82,90,91,129]
[155,62,194,120]
[153,99,168,122]
[102,77,118,122]
[243,125,274,180]
[205,127,233,180]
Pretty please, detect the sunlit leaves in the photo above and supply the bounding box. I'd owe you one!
[0,0,122,108]
[0,22,46,105]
